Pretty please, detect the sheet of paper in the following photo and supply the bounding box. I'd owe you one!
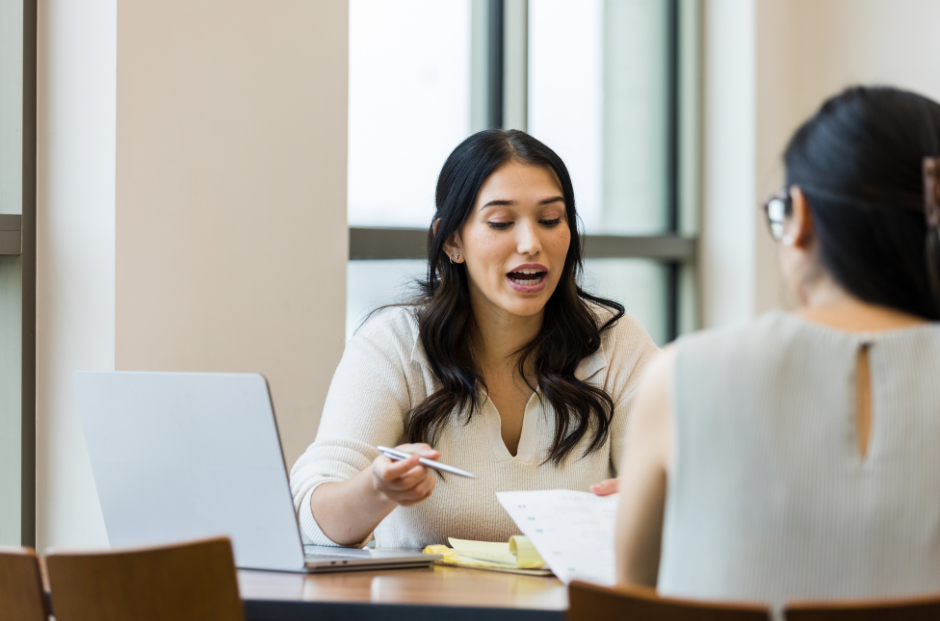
[497,489,618,586]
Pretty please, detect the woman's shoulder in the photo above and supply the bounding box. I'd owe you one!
[668,311,868,387]
[581,299,660,394]
[675,309,940,362]
[349,305,422,360]
[587,300,659,356]
[671,310,821,358]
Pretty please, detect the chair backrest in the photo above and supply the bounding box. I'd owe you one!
[569,581,771,621]
[46,536,244,621]
[0,545,48,621]
[785,594,940,621]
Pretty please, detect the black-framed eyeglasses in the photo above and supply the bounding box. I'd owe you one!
[762,187,791,241]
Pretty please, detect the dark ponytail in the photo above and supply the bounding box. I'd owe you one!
[784,86,940,320]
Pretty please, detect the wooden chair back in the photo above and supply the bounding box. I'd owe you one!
[785,594,940,621]
[0,545,48,621]
[569,581,771,621]
[45,536,244,621]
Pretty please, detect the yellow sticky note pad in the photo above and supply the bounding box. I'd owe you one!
[422,536,550,575]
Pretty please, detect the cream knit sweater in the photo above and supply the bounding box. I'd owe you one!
[289,305,658,548]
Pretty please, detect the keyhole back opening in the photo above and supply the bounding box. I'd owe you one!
[856,344,872,460]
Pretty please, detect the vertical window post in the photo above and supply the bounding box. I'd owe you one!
[665,0,680,342]
[486,0,504,129]
[22,0,37,548]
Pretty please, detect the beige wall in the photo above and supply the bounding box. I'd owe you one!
[701,0,940,327]
[781,0,940,119]
[37,0,348,549]
[115,0,348,468]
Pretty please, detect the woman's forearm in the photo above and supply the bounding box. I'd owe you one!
[310,468,397,546]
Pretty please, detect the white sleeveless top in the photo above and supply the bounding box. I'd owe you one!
[659,311,940,611]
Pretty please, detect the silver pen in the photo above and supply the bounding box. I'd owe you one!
[376,445,477,479]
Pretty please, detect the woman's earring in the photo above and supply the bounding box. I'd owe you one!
[781,234,795,247]
[449,253,461,264]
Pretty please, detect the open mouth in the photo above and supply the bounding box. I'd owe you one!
[506,266,549,293]
[507,269,547,286]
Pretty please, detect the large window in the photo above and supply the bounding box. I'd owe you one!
[347,0,698,345]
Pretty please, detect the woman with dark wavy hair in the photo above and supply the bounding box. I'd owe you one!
[291,129,658,548]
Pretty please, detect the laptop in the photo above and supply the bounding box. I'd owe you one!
[72,371,440,573]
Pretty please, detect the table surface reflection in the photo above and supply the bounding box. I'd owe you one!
[239,565,567,620]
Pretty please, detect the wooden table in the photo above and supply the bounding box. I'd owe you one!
[239,565,568,621]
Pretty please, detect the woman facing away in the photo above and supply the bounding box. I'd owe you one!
[291,129,658,548]
[616,86,940,610]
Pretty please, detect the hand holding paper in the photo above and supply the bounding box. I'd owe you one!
[497,489,619,586]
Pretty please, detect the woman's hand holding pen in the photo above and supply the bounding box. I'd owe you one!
[310,442,441,545]
[372,443,440,507]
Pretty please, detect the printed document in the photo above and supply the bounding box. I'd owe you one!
[496,489,618,585]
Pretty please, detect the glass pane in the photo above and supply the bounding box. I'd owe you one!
[346,260,426,341]
[529,0,669,235]
[348,0,471,229]
[582,259,668,346]
[0,0,24,545]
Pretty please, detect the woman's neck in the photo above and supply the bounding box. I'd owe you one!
[468,295,544,373]
[796,277,927,331]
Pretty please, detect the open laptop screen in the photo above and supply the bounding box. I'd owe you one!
[73,372,306,571]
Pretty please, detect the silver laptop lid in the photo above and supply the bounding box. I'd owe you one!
[73,371,306,571]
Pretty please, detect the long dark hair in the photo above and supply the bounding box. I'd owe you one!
[784,86,940,319]
[404,129,624,465]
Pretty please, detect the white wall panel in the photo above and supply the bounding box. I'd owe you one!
[36,0,116,549]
